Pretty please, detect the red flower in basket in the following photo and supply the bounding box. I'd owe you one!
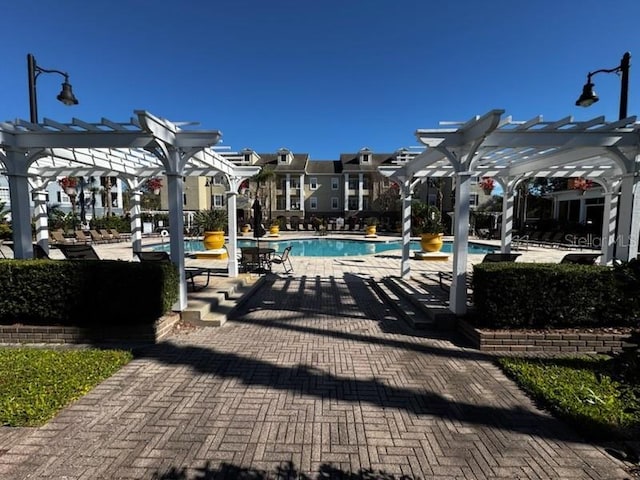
[570,177,593,192]
[58,176,79,194]
[480,177,495,194]
[146,177,163,194]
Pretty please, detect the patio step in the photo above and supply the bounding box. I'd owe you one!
[377,276,457,330]
[371,277,434,330]
[181,274,266,327]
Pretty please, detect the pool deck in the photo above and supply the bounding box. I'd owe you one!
[2,233,633,480]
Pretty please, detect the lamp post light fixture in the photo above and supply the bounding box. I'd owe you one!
[575,51,631,120]
[27,53,79,123]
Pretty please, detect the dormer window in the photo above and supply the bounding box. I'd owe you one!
[243,153,251,163]
[359,148,372,164]
[277,148,292,165]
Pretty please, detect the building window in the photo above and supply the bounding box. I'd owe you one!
[279,154,287,163]
[362,154,370,163]
[348,197,358,209]
[469,193,479,207]
[213,176,222,185]
[331,177,339,190]
[310,197,317,209]
[310,177,318,190]
[213,195,225,207]
[331,197,339,209]
[363,198,369,210]
[348,179,358,190]
[291,201,300,209]
[243,153,251,163]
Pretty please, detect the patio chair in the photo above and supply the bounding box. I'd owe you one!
[89,229,109,243]
[559,253,601,265]
[74,230,92,244]
[135,251,212,291]
[108,229,130,242]
[269,245,293,274]
[51,230,76,245]
[56,244,102,260]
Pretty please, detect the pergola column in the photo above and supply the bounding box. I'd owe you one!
[165,164,188,311]
[5,153,33,260]
[499,178,516,253]
[449,172,472,315]
[400,178,412,278]
[129,189,143,256]
[615,173,638,261]
[32,187,49,254]
[600,190,617,264]
[226,188,239,277]
[358,173,364,211]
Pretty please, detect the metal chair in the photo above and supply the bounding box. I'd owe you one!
[269,246,293,274]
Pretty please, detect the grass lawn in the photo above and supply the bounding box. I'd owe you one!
[497,354,640,441]
[0,347,133,427]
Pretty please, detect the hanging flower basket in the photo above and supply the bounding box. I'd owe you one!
[58,176,79,196]
[479,177,495,195]
[145,177,163,195]
[569,177,593,193]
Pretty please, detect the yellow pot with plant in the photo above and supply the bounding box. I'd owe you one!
[193,209,227,250]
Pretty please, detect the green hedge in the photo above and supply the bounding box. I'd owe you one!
[472,262,639,329]
[0,260,179,326]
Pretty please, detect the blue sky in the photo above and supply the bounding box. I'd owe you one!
[3,0,639,159]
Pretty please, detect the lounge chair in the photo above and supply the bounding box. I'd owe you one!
[135,251,212,291]
[98,229,116,242]
[74,230,92,244]
[89,229,108,243]
[438,252,521,291]
[560,253,601,265]
[56,244,101,260]
[51,230,76,245]
[269,245,293,274]
[108,229,129,242]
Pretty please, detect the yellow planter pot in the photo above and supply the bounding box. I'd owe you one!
[365,225,377,236]
[269,225,280,235]
[202,230,225,250]
[420,233,444,252]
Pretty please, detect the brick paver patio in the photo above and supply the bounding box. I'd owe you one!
[0,254,631,478]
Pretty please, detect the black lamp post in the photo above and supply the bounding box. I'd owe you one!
[27,53,79,123]
[576,51,631,120]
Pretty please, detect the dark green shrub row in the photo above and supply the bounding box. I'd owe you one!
[472,262,639,328]
[0,260,179,326]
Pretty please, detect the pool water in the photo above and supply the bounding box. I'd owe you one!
[155,238,495,257]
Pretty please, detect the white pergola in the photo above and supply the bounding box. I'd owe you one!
[0,111,261,311]
[381,109,640,315]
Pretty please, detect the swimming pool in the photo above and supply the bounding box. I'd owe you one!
[154,238,496,257]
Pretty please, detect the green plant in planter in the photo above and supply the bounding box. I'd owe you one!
[192,209,227,232]
[412,201,444,234]
[365,217,379,227]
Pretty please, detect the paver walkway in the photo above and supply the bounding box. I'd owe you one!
[0,271,631,479]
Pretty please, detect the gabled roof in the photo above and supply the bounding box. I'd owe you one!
[253,153,309,172]
[306,160,342,174]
